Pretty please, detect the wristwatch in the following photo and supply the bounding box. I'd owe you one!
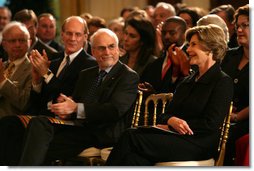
[43,70,52,79]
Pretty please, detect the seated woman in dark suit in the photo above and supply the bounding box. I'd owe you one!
[106,24,233,166]
[221,4,249,165]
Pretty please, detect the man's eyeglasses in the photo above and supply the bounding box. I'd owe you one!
[235,23,249,30]
[3,38,29,44]
[94,44,116,52]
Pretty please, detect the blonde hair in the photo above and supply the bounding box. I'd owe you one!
[186,24,227,62]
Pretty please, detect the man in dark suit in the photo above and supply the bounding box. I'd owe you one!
[140,16,188,94]
[0,16,96,166]
[27,16,97,116]
[37,13,64,52]
[18,28,139,165]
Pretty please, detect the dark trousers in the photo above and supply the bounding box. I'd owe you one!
[19,116,102,166]
[106,128,208,166]
[0,116,25,166]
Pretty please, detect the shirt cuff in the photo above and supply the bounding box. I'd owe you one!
[76,103,86,119]
[44,72,54,84]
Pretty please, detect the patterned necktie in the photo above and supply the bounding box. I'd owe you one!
[85,70,107,103]
[161,54,171,80]
[4,62,15,79]
[58,56,70,79]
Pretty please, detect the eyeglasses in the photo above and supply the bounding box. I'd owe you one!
[3,38,29,44]
[94,44,117,52]
[235,23,249,30]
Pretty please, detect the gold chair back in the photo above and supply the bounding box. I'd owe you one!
[143,93,174,126]
[131,90,143,128]
[215,101,233,166]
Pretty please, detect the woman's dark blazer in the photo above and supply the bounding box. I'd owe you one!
[221,46,249,112]
[158,63,233,157]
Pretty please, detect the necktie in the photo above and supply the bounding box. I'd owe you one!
[4,62,15,79]
[85,70,107,103]
[58,56,70,79]
[161,55,171,80]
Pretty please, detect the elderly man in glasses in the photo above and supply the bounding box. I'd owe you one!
[0,21,32,118]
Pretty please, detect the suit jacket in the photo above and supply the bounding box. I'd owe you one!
[158,63,233,158]
[72,61,139,144]
[48,40,64,53]
[0,44,8,62]
[0,57,32,118]
[17,61,139,166]
[27,49,97,116]
[30,38,58,61]
[221,46,249,112]
[120,54,157,77]
[141,55,177,93]
[141,46,188,94]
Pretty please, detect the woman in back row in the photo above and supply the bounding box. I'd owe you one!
[222,4,249,165]
[120,14,157,77]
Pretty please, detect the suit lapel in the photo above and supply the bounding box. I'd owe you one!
[173,63,222,107]
[96,61,123,97]
[66,50,84,72]
[101,61,123,86]
[50,52,64,74]
[52,50,85,79]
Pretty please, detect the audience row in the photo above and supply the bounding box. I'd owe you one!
[0,2,249,166]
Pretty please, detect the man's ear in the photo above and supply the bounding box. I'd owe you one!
[84,33,88,41]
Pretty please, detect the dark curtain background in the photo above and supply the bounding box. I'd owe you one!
[4,0,55,18]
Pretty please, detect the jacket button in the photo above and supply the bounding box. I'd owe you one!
[234,78,238,84]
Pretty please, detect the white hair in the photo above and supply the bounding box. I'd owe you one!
[156,2,176,16]
[90,28,119,47]
[2,21,30,39]
[197,14,229,43]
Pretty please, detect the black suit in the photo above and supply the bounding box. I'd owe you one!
[19,61,139,165]
[48,40,64,52]
[31,38,58,61]
[106,63,233,165]
[221,46,249,165]
[28,49,97,116]
[141,56,177,93]
[221,46,249,113]
[0,49,96,166]
[141,46,188,94]
[0,44,8,62]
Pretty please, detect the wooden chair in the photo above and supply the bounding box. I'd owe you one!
[155,101,233,166]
